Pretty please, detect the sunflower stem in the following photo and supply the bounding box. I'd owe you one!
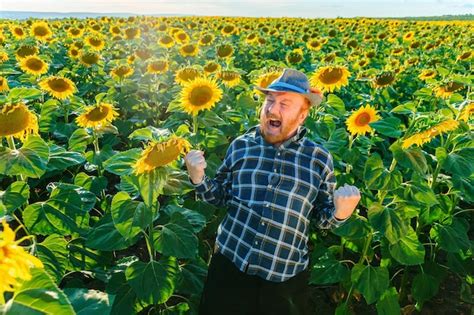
[7,136,24,181]
[63,101,69,124]
[147,171,156,261]
[192,114,201,150]
[92,129,103,177]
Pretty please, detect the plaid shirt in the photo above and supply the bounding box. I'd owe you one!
[190,124,348,282]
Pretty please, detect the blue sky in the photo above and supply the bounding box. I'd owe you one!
[1,0,472,17]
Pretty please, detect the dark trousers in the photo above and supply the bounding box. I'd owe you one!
[198,251,311,315]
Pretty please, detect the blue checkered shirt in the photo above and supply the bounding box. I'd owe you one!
[189,124,348,282]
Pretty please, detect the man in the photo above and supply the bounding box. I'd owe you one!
[184,68,361,315]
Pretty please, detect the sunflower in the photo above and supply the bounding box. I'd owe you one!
[221,24,237,36]
[111,65,134,79]
[67,27,83,38]
[456,51,472,61]
[346,104,380,136]
[68,47,80,59]
[39,76,76,100]
[372,71,396,88]
[403,31,415,41]
[434,81,464,99]
[0,76,9,92]
[0,219,44,297]
[401,119,459,149]
[203,61,221,74]
[286,48,304,65]
[76,103,119,129]
[310,66,350,93]
[217,70,241,88]
[0,51,9,63]
[175,67,202,85]
[216,44,234,59]
[109,25,122,36]
[254,70,282,95]
[79,51,100,67]
[244,33,258,45]
[124,27,141,39]
[85,36,106,51]
[10,25,26,39]
[158,35,175,48]
[146,59,169,74]
[15,45,38,60]
[133,135,191,174]
[418,69,437,80]
[174,30,190,44]
[198,33,215,46]
[30,21,52,41]
[179,43,199,57]
[0,103,39,141]
[179,77,223,116]
[135,48,152,60]
[306,39,322,51]
[459,103,474,122]
[391,47,404,56]
[19,56,49,76]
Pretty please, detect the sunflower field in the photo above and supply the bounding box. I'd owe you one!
[0,16,473,315]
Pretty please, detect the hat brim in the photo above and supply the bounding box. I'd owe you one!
[255,85,323,107]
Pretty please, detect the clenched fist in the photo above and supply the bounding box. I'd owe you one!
[184,150,207,185]
[333,183,361,220]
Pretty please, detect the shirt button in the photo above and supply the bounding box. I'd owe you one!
[277,152,281,156]
[261,222,265,226]
[273,168,277,172]
[254,241,258,245]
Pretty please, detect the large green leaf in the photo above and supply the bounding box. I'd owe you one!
[369,116,402,138]
[175,258,208,295]
[0,181,29,215]
[162,170,195,196]
[162,204,206,233]
[351,264,389,304]
[8,87,42,102]
[389,142,427,174]
[125,257,179,305]
[23,185,89,235]
[111,191,150,240]
[411,273,439,305]
[0,135,49,178]
[376,287,401,315]
[388,228,425,265]
[68,238,113,270]
[103,148,141,176]
[39,99,60,133]
[68,128,93,153]
[106,272,137,315]
[36,234,69,283]
[153,212,199,259]
[138,168,167,207]
[364,153,388,190]
[442,147,474,177]
[325,93,346,114]
[332,215,371,240]
[431,218,470,253]
[86,213,140,251]
[368,203,407,244]
[2,268,74,315]
[46,144,85,171]
[64,288,114,315]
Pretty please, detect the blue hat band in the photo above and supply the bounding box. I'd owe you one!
[267,81,308,94]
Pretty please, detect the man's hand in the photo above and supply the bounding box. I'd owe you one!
[184,150,207,185]
[333,183,361,220]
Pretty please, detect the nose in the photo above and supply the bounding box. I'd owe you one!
[266,102,279,116]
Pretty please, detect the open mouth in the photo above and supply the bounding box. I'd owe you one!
[268,119,281,128]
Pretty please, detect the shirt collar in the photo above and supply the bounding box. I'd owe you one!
[246,124,307,149]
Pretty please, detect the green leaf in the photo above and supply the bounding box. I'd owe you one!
[8,87,42,102]
[64,288,114,315]
[162,204,206,233]
[369,117,401,138]
[368,203,407,244]
[48,182,96,212]
[364,153,388,190]
[3,268,75,315]
[68,128,93,152]
[442,147,474,177]
[351,264,389,304]
[39,99,60,133]
[452,174,474,203]
[128,126,170,142]
[153,212,199,259]
[138,168,167,207]
[431,218,470,253]
[163,170,195,196]
[176,258,208,295]
[389,228,425,265]
[74,172,108,197]
[332,215,371,240]
[0,181,29,215]
[325,94,346,114]
[376,287,401,315]
[111,191,150,240]
[68,238,113,270]
[86,214,140,251]
[103,148,141,176]
[0,135,49,178]
[106,272,137,315]
[36,234,69,283]
[46,144,85,171]
[390,142,427,174]
[411,273,439,305]
[23,185,89,235]
[125,257,179,304]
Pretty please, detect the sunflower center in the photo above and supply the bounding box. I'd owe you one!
[144,144,180,168]
[14,28,24,36]
[25,57,45,71]
[47,78,71,92]
[217,45,233,57]
[85,106,110,121]
[178,69,199,82]
[445,82,463,93]
[33,26,49,37]
[89,38,102,47]
[150,61,167,72]
[189,86,213,107]
[70,28,80,35]
[375,73,395,86]
[81,53,99,65]
[0,104,31,137]
[319,68,344,84]
[355,112,371,126]
[182,45,196,53]
[161,36,173,44]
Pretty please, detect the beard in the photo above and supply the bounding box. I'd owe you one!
[259,111,301,146]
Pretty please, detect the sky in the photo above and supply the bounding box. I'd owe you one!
[0,0,473,18]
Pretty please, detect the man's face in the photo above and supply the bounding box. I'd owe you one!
[259,91,309,147]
